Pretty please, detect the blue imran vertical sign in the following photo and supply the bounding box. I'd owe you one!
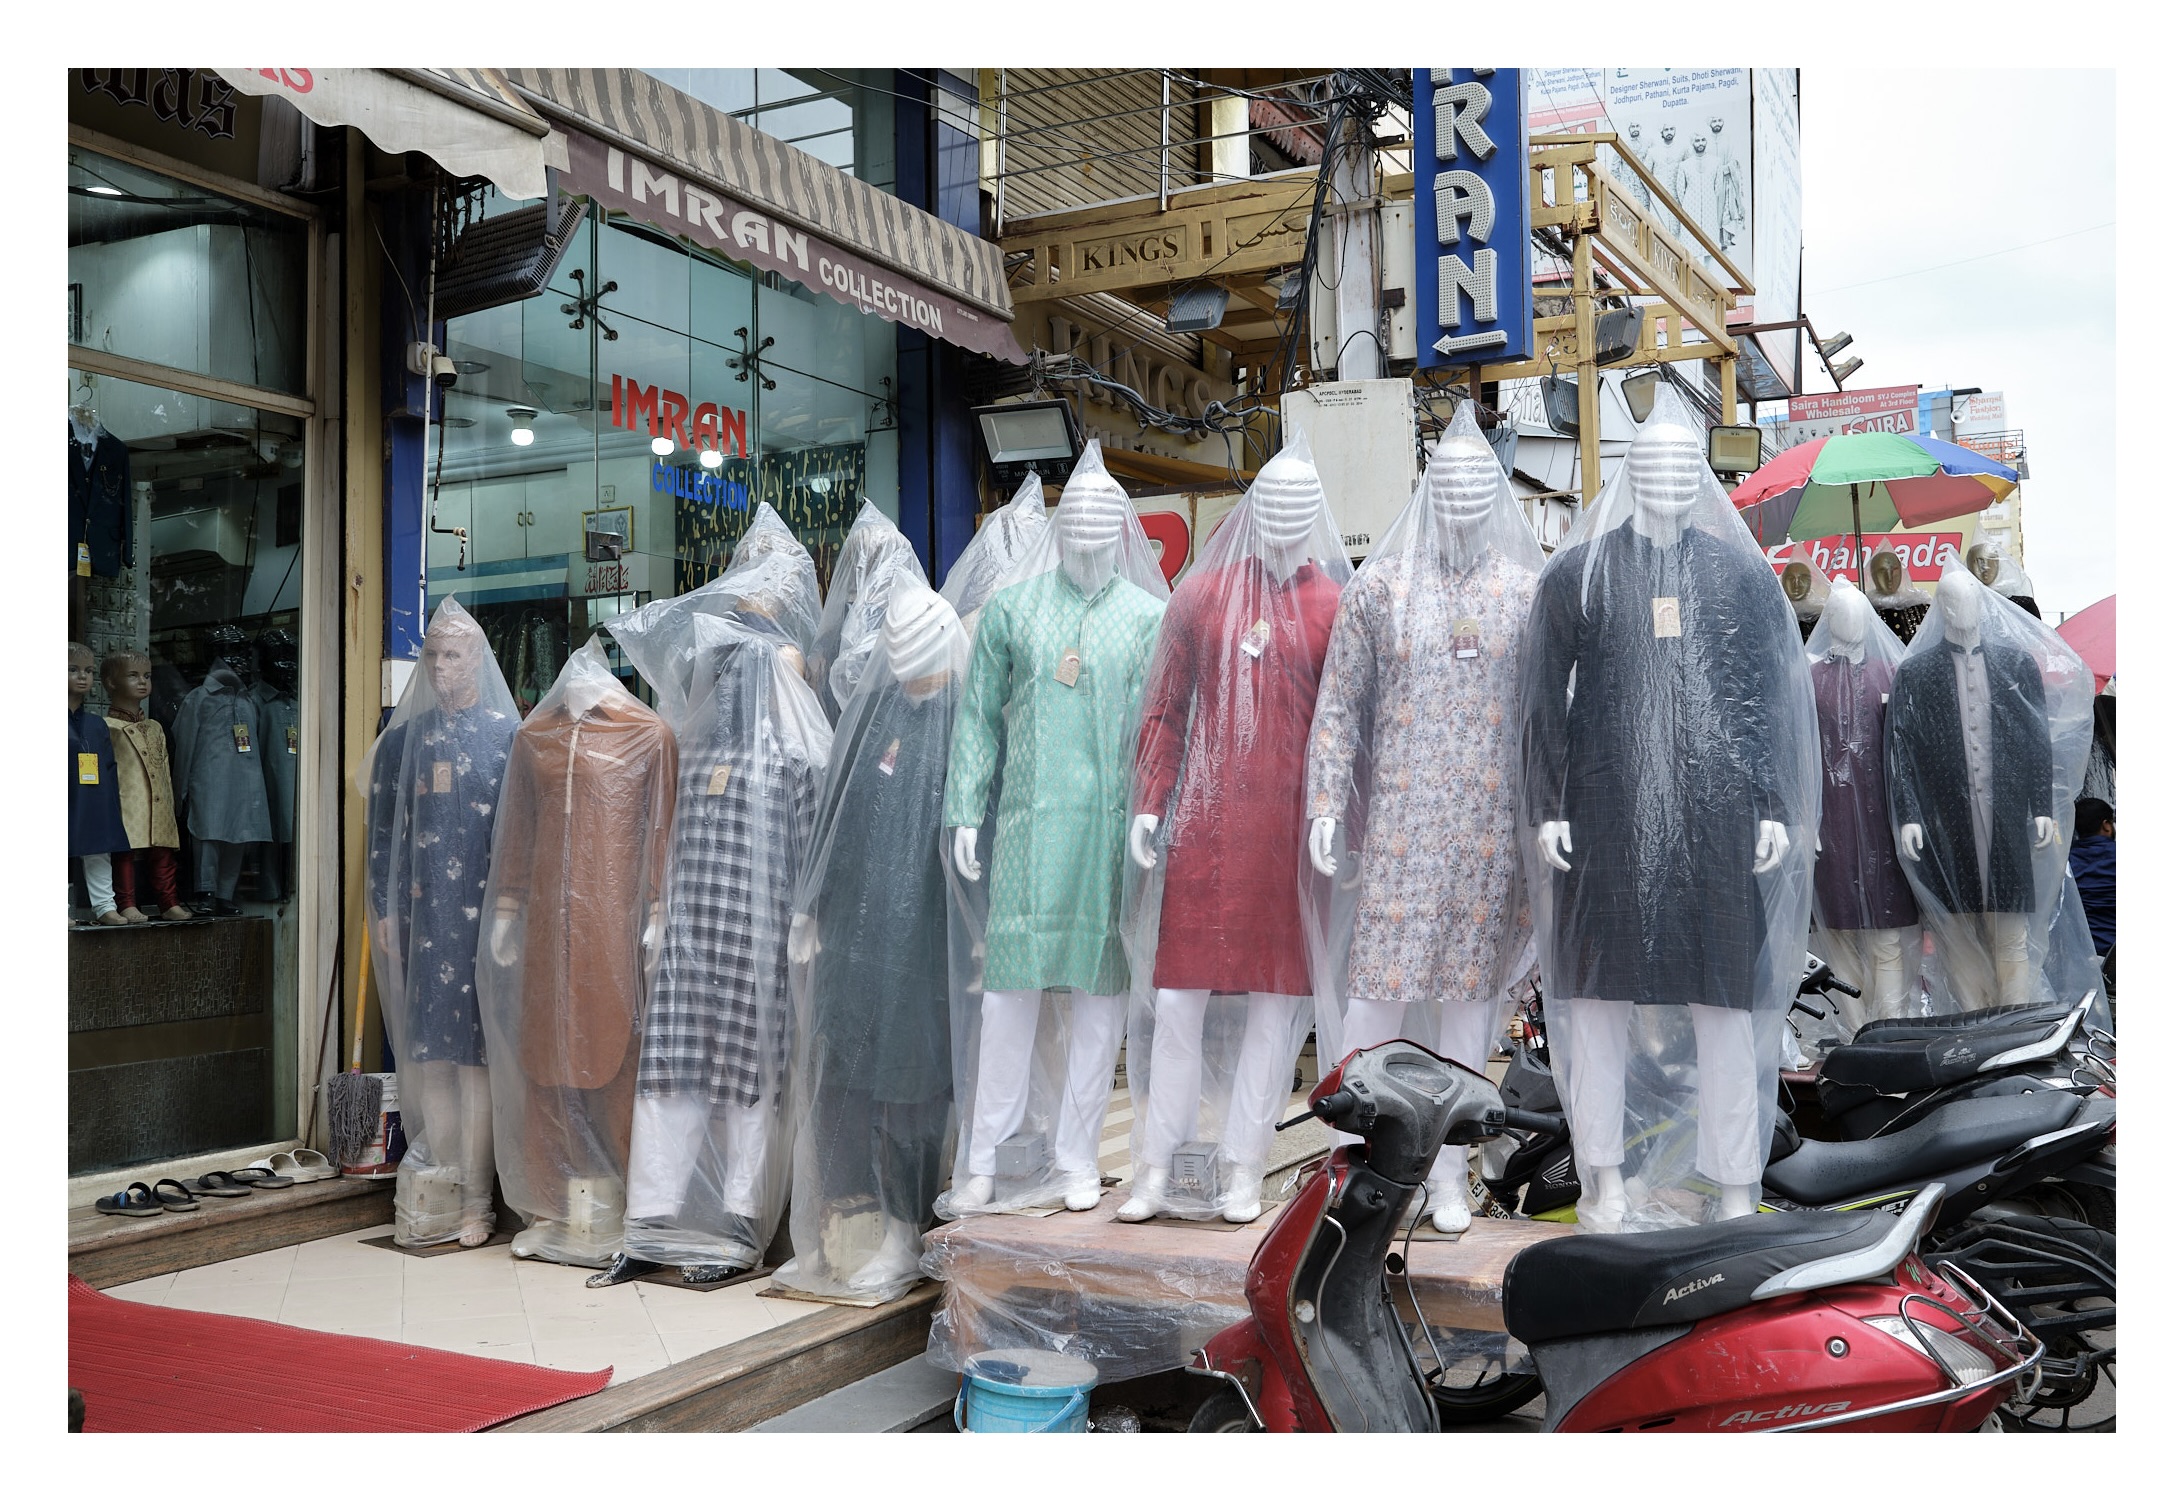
[1413,69,1532,369]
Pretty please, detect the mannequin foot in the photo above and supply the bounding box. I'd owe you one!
[1116,1170,1166,1222]
[1061,1174,1103,1212]
[1576,1169,1630,1234]
[117,906,149,924]
[584,1253,664,1288]
[1220,1166,1263,1224]
[159,906,195,922]
[845,1225,921,1293]
[457,1215,495,1249]
[1427,1179,1472,1235]
[682,1259,753,1287]
[942,1175,993,1215]
[1713,1182,1758,1221]
[94,909,128,927]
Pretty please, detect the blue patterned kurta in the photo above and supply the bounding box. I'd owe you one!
[943,568,1166,994]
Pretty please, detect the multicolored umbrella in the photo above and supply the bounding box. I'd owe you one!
[2058,594,2114,691]
[1732,431,2020,550]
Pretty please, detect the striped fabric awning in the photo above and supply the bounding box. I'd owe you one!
[503,68,1024,364]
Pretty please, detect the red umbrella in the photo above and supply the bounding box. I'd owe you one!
[2058,594,2114,690]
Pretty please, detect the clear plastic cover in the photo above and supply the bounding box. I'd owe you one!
[774,580,968,1302]
[1804,585,1922,1036]
[1886,557,2099,1016]
[810,500,919,721]
[1516,387,1821,1232]
[1118,435,1347,1220]
[360,599,521,1246]
[1779,540,1832,641]
[1965,539,2039,613]
[935,441,1171,1216]
[1303,404,1544,1210]
[608,525,823,721]
[726,500,826,670]
[940,471,1054,635]
[478,638,679,1267]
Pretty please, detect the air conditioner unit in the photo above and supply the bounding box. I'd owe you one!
[152,505,250,567]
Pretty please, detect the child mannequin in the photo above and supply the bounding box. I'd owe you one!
[102,649,192,922]
[68,643,129,925]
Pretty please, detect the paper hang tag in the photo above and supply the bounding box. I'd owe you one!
[231,723,253,753]
[432,761,453,795]
[1054,648,1083,688]
[1240,619,1272,660]
[1452,617,1483,659]
[877,737,900,777]
[707,763,733,796]
[1652,597,1683,639]
[286,725,299,755]
[76,542,91,577]
[77,752,99,785]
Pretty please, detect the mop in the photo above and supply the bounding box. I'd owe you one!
[327,935,383,1168]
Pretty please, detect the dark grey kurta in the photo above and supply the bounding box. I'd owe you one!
[1812,652,1920,931]
[253,683,301,844]
[171,667,273,846]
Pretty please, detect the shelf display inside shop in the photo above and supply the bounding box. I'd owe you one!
[1303,403,1545,1235]
[809,500,917,722]
[1516,387,1821,1235]
[937,441,1170,1218]
[1118,434,1348,1224]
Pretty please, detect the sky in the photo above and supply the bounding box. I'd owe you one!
[1795,69,2115,620]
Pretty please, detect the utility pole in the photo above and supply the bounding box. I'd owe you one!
[1328,107,1381,383]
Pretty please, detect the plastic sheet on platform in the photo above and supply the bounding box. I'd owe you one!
[1516,388,1821,1233]
[361,598,520,1246]
[935,442,1170,1216]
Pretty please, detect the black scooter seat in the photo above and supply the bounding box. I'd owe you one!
[1504,1209,1898,1345]
[1762,1090,2082,1205]
[1851,1000,2074,1044]
[1820,1022,2063,1094]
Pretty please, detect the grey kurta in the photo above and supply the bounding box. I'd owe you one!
[253,683,301,843]
[171,666,273,845]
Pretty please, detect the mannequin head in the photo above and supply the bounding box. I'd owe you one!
[1965,541,2003,587]
[1425,433,1501,531]
[1055,455,1129,593]
[205,624,253,682]
[102,649,152,714]
[255,629,299,696]
[1865,546,1905,600]
[836,519,908,606]
[1247,448,1326,561]
[1782,563,1811,605]
[885,582,966,699]
[1937,569,1986,639]
[1821,586,1866,655]
[1626,422,1707,535]
[68,641,95,711]
[422,613,489,711]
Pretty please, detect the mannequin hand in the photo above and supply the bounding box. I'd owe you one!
[1899,823,1924,863]
[1537,821,1572,873]
[788,912,819,964]
[641,902,663,968]
[2033,816,2059,849]
[1129,814,1160,872]
[374,916,395,956]
[1754,820,1790,875]
[489,913,519,967]
[1308,817,1338,878]
[952,826,982,883]
[1341,848,1365,892]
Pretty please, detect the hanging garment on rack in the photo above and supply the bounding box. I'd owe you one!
[68,421,132,578]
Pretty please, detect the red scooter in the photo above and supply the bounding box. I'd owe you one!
[1183,1041,2043,1432]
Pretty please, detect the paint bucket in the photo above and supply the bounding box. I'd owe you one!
[953,1348,1099,1432]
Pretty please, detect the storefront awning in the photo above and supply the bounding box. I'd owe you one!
[502,68,1025,365]
[213,69,561,200]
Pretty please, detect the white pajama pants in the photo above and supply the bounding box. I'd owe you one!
[1562,999,1763,1187]
[1338,996,1500,1193]
[410,1059,496,1215]
[1138,989,1299,1178]
[79,853,116,914]
[626,1093,771,1220]
[963,988,1125,1179]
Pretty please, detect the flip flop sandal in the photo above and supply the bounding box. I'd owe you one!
[150,1179,201,1212]
[283,1149,337,1182]
[230,1166,294,1189]
[94,1182,163,1217]
[189,1172,254,1198]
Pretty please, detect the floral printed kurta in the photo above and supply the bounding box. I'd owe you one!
[1305,546,1537,1004]
[943,568,1167,995]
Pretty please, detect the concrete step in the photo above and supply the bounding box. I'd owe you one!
[752,1355,961,1433]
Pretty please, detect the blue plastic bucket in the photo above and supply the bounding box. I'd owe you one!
[954,1348,1100,1432]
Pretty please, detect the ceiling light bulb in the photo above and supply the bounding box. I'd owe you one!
[509,427,535,447]
[699,447,723,470]
[651,435,675,457]
[86,184,123,197]
[507,406,537,447]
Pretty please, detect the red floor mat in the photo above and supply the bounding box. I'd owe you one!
[68,1276,611,1432]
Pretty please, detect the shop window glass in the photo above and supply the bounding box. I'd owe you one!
[69,148,308,396]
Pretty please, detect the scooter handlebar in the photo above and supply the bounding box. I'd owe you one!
[1497,1108,1567,1140]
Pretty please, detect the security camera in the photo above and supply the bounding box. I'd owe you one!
[406,340,461,389]
[430,354,458,389]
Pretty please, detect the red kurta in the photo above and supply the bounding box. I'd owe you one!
[1134,556,1342,994]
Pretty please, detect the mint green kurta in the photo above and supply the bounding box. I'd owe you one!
[943,568,1167,994]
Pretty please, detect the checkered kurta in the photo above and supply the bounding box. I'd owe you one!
[639,664,824,1107]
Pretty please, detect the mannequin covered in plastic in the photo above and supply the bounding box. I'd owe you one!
[942,471,1052,635]
[478,639,678,1268]
[172,626,273,912]
[1118,437,1346,1222]
[811,501,918,720]
[1304,406,1545,1232]
[727,501,824,669]
[362,599,520,1247]
[1808,586,1921,1032]
[939,441,1170,1215]
[1965,540,2041,619]
[588,596,832,1286]
[1517,390,1820,1232]
[1780,544,1829,644]
[1888,561,2096,1014]
[1865,546,1928,647]
[775,578,965,1302]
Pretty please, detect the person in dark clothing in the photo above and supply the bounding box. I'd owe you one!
[2070,797,2115,957]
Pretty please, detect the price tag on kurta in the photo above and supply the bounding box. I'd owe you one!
[1452,618,1483,659]
[76,542,91,577]
[1652,597,1683,638]
[432,761,453,794]
[286,725,299,755]
[231,723,252,753]
[1240,619,1272,659]
[77,752,99,785]
[707,764,733,795]
[877,738,900,777]
[1054,648,1083,688]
